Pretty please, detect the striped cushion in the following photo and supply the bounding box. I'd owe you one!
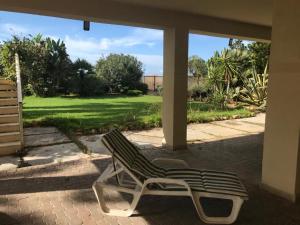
[102,129,166,181]
[163,168,248,198]
[101,129,248,199]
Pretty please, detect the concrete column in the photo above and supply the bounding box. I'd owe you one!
[162,27,188,150]
[262,0,300,202]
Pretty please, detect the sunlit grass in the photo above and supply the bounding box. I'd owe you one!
[23,95,254,134]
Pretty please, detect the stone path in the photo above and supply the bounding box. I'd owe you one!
[124,113,265,148]
[0,114,265,172]
[0,127,87,171]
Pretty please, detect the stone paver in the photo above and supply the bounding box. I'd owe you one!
[25,132,71,147]
[1,133,300,225]
[0,114,265,171]
[24,127,60,136]
[24,143,88,166]
[0,155,19,171]
[121,113,265,148]
[0,127,83,171]
[79,135,111,158]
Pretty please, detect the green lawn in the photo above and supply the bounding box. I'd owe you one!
[23,95,254,134]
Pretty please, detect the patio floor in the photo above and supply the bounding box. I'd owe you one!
[1,131,300,225]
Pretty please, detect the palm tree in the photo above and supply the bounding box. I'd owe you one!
[217,49,239,95]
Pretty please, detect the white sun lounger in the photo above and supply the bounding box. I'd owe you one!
[93,129,248,224]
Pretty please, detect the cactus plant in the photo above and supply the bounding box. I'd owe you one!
[237,64,268,109]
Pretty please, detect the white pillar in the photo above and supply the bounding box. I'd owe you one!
[162,27,188,150]
[262,0,300,202]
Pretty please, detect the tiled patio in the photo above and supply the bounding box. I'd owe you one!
[1,132,300,225]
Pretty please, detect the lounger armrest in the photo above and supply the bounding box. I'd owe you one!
[151,158,190,168]
[143,178,191,191]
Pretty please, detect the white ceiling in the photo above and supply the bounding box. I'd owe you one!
[113,0,273,26]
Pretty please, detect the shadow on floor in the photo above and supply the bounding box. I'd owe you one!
[1,133,300,225]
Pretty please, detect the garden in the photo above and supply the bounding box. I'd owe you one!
[23,95,253,134]
[0,35,270,134]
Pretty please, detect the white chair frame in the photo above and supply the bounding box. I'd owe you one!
[93,158,245,224]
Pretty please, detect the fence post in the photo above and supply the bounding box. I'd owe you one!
[15,53,24,149]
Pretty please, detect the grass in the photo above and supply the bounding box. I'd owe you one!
[23,95,255,134]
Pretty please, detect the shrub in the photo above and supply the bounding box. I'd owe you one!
[75,74,107,96]
[134,82,148,94]
[209,92,227,109]
[127,89,143,96]
[23,84,35,96]
[156,85,163,96]
[188,78,209,101]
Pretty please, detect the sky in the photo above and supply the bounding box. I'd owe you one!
[0,11,230,75]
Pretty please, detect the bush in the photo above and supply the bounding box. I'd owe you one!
[156,85,163,96]
[188,79,209,101]
[127,89,143,96]
[23,84,34,96]
[134,82,148,94]
[209,92,227,109]
[75,74,107,96]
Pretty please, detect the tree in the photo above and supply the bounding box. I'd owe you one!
[95,54,144,93]
[71,59,105,96]
[73,59,94,74]
[228,39,247,51]
[248,42,271,74]
[44,37,73,95]
[211,49,239,94]
[0,35,48,95]
[188,55,207,82]
[0,34,72,96]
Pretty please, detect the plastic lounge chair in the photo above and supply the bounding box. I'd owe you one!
[92,129,248,224]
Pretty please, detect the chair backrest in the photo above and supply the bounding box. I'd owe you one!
[101,129,166,181]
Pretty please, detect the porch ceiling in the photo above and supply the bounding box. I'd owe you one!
[112,0,273,27]
[0,0,272,41]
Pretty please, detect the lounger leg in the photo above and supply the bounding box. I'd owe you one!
[191,192,244,224]
[92,181,142,217]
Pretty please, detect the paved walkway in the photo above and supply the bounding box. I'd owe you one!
[0,114,266,171]
[124,113,265,148]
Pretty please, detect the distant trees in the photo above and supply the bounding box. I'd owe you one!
[0,35,148,97]
[0,35,72,96]
[188,55,207,82]
[247,42,271,74]
[95,54,146,94]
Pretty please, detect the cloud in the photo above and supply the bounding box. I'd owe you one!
[63,28,163,73]
[98,28,163,50]
[64,27,162,54]
[1,23,29,34]
[65,35,100,53]
[0,23,30,41]
[64,35,163,74]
